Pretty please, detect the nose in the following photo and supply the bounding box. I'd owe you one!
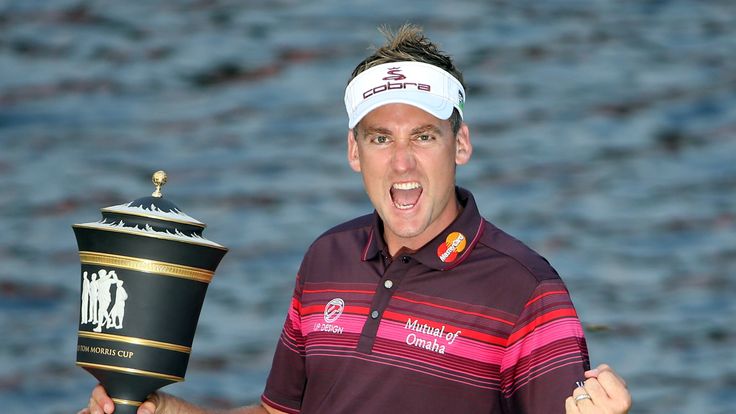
[390,140,416,173]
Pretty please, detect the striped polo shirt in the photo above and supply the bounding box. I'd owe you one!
[262,188,589,414]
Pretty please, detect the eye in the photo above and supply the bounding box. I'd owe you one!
[372,135,389,144]
[416,134,433,142]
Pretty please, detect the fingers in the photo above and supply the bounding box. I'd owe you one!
[138,400,157,414]
[565,395,581,414]
[582,377,609,402]
[84,386,165,414]
[573,369,632,414]
[596,364,628,388]
[585,363,632,412]
[595,370,632,412]
[584,363,610,379]
[137,391,161,414]
[585,364,626,386]
[87,384,114,414]
[567,385,594,413]
[572,384,594,408]
[569,364,631,414]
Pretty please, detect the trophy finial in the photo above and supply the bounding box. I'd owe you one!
[151,170,167,197]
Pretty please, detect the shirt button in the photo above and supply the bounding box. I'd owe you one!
[370,310,380,319]
[401,256,410,263]
[384,280,394,289]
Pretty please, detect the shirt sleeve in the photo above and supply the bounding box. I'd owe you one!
[261,274,306,414]
[501,279,590,414]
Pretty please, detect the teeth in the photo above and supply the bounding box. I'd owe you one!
[392,182,421,190]
[391,182,422,210]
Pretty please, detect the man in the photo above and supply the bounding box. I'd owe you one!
[83,25,631,414]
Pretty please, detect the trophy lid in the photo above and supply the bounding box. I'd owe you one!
[73,171,225,250]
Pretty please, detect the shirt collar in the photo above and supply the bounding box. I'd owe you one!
[361,187,485,271]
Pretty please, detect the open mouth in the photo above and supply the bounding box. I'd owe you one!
[390,182,422,210]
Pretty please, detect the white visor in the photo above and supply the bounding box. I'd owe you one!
[344,61,465,129]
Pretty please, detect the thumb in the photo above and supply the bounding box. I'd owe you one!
[137,392,161,414]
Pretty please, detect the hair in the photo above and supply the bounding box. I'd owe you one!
[349,24,464,135]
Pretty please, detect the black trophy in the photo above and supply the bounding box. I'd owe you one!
[73,171,228,413]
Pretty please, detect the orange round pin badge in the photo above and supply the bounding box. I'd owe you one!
[437,231,467,263]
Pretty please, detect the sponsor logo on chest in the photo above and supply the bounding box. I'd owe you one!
[313,297,345,335]
[437,232,467,263]
[403,318,461,355]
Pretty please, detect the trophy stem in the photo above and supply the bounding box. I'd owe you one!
[80,364,176,414]
[111,398,143,414]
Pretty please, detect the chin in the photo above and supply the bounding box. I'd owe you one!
[385,221,425,240]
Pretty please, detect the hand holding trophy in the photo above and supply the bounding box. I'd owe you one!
[73,171,228,413]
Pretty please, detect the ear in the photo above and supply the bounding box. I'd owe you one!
[347,129,361,172]
[455,123,472,165]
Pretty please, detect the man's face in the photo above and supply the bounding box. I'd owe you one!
[348,103,472,254]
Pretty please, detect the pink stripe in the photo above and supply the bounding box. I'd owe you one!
[306,340,358,350]
[281,328,301,345]
[287,306,301,331]
[304,333,360,347]
[372,342,499,380]
[279,332,303,354]
[308,351,501,391]
[508,342,583,381]
[503,356,585,397]
[501,318,583,371]
[514,339,582,366]
[448,337,504,364]
[281,316,304,345]
[525,290,570,307]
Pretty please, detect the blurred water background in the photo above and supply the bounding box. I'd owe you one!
[1,0,735,413]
